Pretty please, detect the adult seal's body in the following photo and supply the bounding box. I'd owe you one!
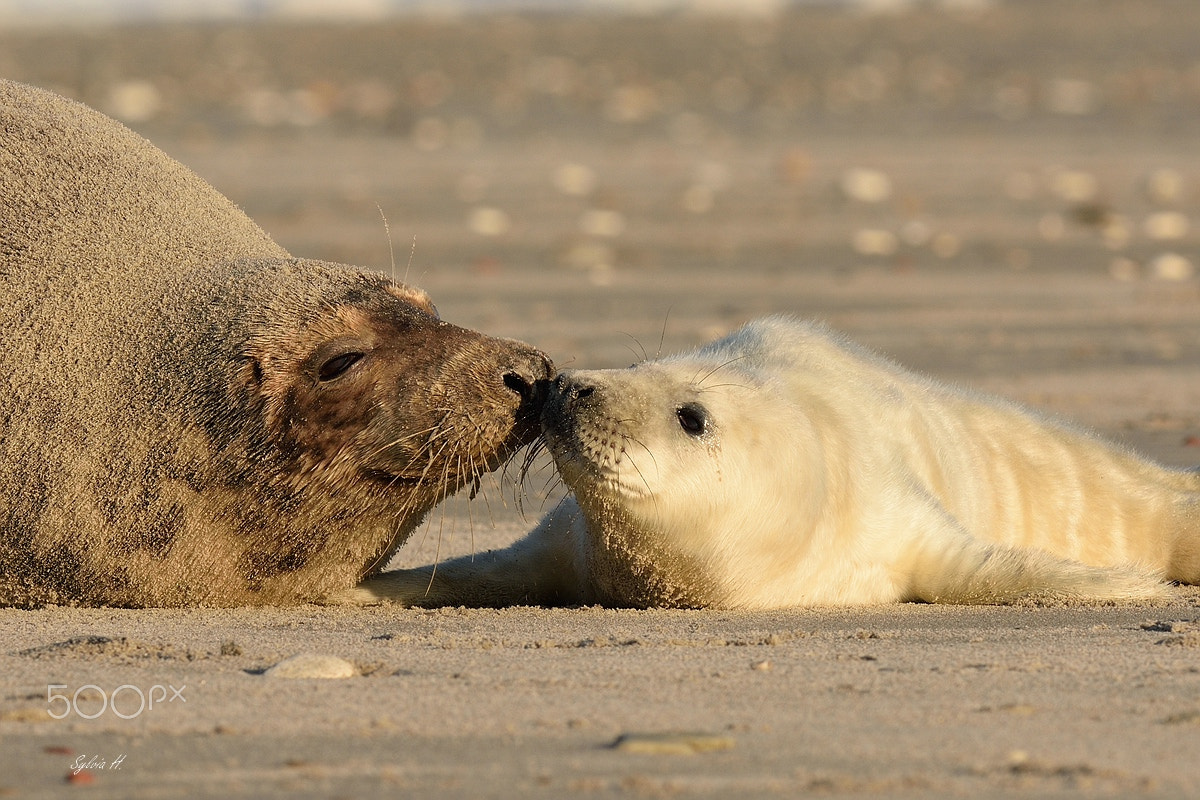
[0,80,551,607]
[346,316,1200,608]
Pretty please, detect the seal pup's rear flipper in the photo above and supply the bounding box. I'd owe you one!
[901,529,1172,604]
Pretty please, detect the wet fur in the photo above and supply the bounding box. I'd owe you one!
[0,80,550,607]
[343,316,1200,608]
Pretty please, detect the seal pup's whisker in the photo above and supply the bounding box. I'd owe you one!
[619,331,649,365]
[514,439,557,518]
[692,355,751,389]
[617,434,661,520]
[655,307,672,360]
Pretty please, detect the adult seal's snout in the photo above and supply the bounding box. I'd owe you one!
[502,346,554,403]
[498,345,554,441]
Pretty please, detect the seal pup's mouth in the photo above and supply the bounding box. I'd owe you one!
[540,372,657,502]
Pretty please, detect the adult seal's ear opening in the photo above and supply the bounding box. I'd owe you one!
[0,79,553,607]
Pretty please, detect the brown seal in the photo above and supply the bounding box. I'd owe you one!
[0,80,551,607]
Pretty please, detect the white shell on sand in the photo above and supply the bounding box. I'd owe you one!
[1143,211,1189,241]
[1150,252,1194,282]
[840,168,892,203]
[263,653,358,679]
[468,206,511,237]
[611,732,736,755]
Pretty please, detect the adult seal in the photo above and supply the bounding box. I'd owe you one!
[0,80,552,607]
[344,316,1199,608]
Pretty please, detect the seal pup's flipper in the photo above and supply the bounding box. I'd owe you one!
[327,499,589,607]
[900,525,1172,604]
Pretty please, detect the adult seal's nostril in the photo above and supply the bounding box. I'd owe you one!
[503,371,534,400]
[502,349,554,403]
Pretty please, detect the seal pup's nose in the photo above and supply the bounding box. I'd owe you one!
[553,372,597,405]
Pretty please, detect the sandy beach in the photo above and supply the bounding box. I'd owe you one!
[2,2,1200,796]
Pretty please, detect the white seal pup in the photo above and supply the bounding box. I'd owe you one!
[343,316,1200,608]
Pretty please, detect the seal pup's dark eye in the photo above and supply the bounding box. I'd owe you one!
[318,352,364,382]
[676,403,707,436]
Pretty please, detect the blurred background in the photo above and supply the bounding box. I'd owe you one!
[4,1,1200,555]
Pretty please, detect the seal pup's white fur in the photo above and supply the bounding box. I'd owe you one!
[344,317,1200,608]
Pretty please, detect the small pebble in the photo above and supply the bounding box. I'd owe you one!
[693,161,730,191]
[851,228,898,257]
[840,168,892,203]
[562,241,614,272]
[468,207,510,237]
[1044,78,1099,116]
[1143,211,1189,241]
[1100,215,1131,249]
[553,163,597,197]
[1049,169,1098,202]
[1038,213,1066,241]
[108,79,161,123]
[1150,252,1194,281]
[1003,171,1037,201]
[930,232,961,259]
[578,209,625,238]
[900,219,931,246]
[611,732,735,755]
[411,116,448,151]
[264,653,357,679]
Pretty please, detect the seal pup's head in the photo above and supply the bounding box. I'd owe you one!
[541,317,836,608]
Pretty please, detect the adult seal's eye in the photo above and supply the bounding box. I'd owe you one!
[676,403,707,436]
[318,352,364,382]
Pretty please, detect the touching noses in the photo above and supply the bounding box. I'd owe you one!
[502,347,555,406]
[552,373,596,405]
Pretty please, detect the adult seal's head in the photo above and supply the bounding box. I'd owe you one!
[0,80,552,607]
